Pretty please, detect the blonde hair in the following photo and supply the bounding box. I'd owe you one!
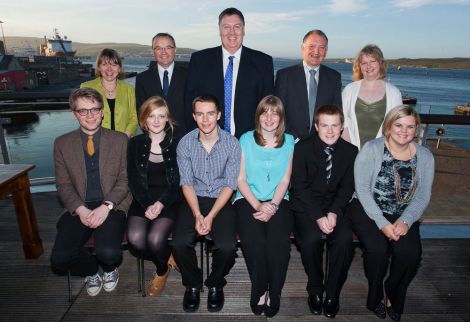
[382,105,421,139]
[352,44,387,81]
[254,95,286,148]
[138,96,175,138]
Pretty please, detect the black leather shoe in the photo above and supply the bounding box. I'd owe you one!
[265,305,280,318]
[386,305,401,321]
[308,294,323,315]
[207,287,224,312]
[250,304,265,315]
[373,303,386,319]
[323,298,339,318]
[183,287,200,312]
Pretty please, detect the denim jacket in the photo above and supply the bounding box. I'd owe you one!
[127,132,180,209]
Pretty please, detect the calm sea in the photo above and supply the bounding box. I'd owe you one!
[2,57,470,179]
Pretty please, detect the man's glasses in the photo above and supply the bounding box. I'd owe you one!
[153,46,175,52]
[74,108,103,116]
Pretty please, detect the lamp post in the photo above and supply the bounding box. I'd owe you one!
[0,21,6,55]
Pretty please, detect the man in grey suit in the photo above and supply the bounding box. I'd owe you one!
[184,7,274,138]
[135,33,187,136]
[50,88,131,297]
[275,30,342,140]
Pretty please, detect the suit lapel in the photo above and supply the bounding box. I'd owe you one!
[71,130,87,199]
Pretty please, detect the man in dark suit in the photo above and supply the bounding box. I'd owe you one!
[290,105,357,318]
[184,7,274,138]
[275,30,342,140]
[135,33,187,135]
[50,88,132,297]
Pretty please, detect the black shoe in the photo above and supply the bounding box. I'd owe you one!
[323,298,339,318]
[250,304,265,315]
[183,287,200,312]
[265,305,280,318]
[308,294,323,315]
[207,287,224,312]
[373,303,386,319]
[386,305,401,321]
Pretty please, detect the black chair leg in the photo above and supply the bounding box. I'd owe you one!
[67,271,73,303]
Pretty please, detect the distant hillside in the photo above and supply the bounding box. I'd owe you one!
[4,36,195,58]
[327,57,470,70]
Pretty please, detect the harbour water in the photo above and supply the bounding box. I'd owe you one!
[2,58,469,179]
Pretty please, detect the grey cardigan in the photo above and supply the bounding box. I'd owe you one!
[354,137,435,229]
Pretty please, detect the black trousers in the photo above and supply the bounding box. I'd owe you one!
[171,197,236,289]
[235,198,293,307]
[349,198,421,314]
[50,210,126,276]
[294,209,354,299]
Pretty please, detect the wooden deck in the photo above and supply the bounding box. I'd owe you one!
[0,191,469,321]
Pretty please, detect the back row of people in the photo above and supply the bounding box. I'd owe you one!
[51,6,434,321]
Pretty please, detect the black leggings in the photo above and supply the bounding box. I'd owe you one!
[127,216,174,275]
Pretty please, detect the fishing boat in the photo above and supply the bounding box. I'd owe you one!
[455,104,470,115]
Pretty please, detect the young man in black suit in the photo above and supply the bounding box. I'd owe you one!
[290,104,357,318]
[184,7,274,138]
[135,33,187,136]
[275,30,342,140]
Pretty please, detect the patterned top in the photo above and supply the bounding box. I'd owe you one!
[373,146,417,216]
[177,126,241,198]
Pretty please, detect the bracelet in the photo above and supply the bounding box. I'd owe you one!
[270,202,279,211]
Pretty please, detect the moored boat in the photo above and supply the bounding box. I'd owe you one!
[455,104,470,115]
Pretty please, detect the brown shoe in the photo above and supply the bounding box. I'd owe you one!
[147,270,169,297]
[168,254,180,272]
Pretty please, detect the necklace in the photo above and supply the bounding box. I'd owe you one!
[101,80,116,98]
[392,162,417,204]
[265,159,272,182]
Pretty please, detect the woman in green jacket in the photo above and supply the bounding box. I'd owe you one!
[81,48,137,137]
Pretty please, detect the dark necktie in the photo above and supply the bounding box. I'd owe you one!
[308,69,317,129]
[224,56,234,133]
[325,146,333,183]
[162,70,169,97]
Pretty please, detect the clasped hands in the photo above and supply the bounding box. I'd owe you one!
[381,220,409,241]
[76,204,109,228]
[195,214,213,236]
[253,201,277,222]
[316,212,337,235]
[145,201,164,220]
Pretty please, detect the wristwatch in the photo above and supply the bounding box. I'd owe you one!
[270,202,279,211]
[103,201,114,210]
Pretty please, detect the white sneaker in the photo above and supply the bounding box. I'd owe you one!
[85,273,103,296]
[102,268,119,292]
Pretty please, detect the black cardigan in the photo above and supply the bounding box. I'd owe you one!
[127,132,180,209]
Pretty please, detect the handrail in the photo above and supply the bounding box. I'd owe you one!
[419,114,470,125]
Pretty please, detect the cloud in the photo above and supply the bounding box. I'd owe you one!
[391,0,470,9]
[327,0,368,14]
[245,10,319,33]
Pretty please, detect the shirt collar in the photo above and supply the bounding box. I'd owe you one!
[303,61,320,73]
[157,61,175,75]
[222,46,242,60]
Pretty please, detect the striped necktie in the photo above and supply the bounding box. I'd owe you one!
[224,56,234,133]
[325,145,333,183]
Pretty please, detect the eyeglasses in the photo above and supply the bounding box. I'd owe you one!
[74,108,103,116]
[153,46,175,52]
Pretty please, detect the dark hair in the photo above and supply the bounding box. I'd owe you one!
[69,87,103,111]
[192,94,220,113]
[302,29,328,44]
[352,44,387,81]
[314,104,344,125]
[151,33,176,47]
[138,96,175,138]
[254,95,285,148]
[218,7,245,26]
[95,48,124,79]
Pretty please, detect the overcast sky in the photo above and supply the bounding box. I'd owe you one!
[2,0,470,59]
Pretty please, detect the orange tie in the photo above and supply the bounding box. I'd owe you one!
[87,135,95,156]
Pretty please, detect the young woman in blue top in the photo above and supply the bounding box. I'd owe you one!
[234,95,295,317]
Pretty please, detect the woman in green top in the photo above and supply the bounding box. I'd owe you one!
[81,48,137,137]
[341,44,403,148]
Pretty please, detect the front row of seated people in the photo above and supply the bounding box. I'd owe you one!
[51,87,434,321]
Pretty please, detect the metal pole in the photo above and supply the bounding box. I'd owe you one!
[0,21,6,54]
[0,118,12,164]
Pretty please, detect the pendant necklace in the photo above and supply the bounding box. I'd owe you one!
[265,159,272,182]
[101,80,116,98]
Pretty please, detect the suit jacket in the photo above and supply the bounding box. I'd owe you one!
[135,62,188,136]
[54,128,132,215]
[289,135,357,221]
[184,45,274,138]
[80,78,138,135]
[275,63,342,140]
